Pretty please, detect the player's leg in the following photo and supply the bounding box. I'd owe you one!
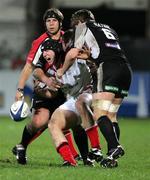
[93,92,120,149]
[92,92,123,168]
[61,95,94,166]
[12,107,50,164]
[101,62,132,162]
[48,108,78,166]
[107,98,123,141]
[63,130,79,159]
[76,93,103,162]
[99,97,125,168]
[72,124,95,166]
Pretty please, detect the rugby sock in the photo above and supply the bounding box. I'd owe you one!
[86,125,101,149]
[28,127,47,145]
[20,126,46,149]
[64,130,79,158]
[20,126,34,148]
[97,116,119,151]
[57,142,77,166]
[113,122,120,140]
[72,125,89,161]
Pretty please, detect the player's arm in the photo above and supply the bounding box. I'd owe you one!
[56,48,79,79]
[33,67,60,91]
[34,80,57,99]
[77,45,91,60]
[15,62,34,101]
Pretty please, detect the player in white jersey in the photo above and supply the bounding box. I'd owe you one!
[34,33,100,166]
[33,37,96,166]
[57,30,103,163]
[34,28,104,166]
[48,48,94,166]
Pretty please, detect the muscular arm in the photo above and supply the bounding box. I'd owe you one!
[33,68,60,91]
[56,48,79,78]
[15,63,34,101]
[17,63,34,89]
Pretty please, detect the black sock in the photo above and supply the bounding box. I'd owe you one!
[20,126,36,149]
[113,122,120,140]
[97,116,119,152]
[72,125,89,161]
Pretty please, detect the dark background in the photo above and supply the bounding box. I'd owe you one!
[31,1,150,71]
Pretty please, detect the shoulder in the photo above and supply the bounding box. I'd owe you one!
[32,32,49,46]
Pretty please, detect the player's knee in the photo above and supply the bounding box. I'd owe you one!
[48,120,55,132]
[32,117,43,129]
[92,99,111,111]
[109,103,120,113]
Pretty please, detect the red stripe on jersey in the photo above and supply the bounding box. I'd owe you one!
[26,31,64,64]
[26,33,49,64]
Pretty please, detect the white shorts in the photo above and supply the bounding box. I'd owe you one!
[59,97,79,115]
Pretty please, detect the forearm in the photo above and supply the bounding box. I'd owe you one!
[58,48,78,76]
[61,55,75,75]
[33,68,60,92]
[17,63,34,89]
[33,68,50,84]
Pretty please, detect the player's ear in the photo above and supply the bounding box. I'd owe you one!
[60,22,62,27]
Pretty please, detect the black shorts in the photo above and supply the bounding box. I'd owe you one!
[97,60,132,98]
[31,89,66,113]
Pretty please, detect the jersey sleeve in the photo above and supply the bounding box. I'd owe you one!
[34,55,45,69]
[26,33,48,65]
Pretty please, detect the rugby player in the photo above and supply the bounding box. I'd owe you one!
[33,32,99,166]
[68,9,132,168]
[12,8,79,164]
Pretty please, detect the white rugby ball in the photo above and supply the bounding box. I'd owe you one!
[10,100,29,122]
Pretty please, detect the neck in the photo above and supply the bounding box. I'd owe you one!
[48,30,61,40]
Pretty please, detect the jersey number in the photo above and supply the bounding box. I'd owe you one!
[102,28,116,40]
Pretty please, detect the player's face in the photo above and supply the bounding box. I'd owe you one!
[43,49,55,64]
[46,18,60,34]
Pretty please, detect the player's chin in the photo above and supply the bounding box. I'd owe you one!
[48,29,57,34]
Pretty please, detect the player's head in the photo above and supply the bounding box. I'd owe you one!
[71,9,95,27]
[62,29,74,50]
[43,8,64,34]
[41,39,61,62]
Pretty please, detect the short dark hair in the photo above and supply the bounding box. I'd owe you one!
[71,9,95,26]
[43,8,64,22]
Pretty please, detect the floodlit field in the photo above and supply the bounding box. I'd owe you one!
[0,116,150,180]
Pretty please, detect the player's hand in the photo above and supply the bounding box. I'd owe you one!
[15,90,24,101]
[77,45,91,60]
[45,77,61,91]
[66,48,80,60]
[56,68,63,79]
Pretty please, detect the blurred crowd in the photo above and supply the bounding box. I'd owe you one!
[0,40,25,70]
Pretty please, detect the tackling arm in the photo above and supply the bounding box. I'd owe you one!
[56,48,79,79]
[33,68,60,91]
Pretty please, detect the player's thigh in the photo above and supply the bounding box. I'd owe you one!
[107,98,123,122]
[32,108,50,127]
[92,92,115,118]
[50,108,80,130]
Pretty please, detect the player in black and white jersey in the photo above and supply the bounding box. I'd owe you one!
[70,9,132,168]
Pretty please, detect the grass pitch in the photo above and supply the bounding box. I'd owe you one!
[0,116,150,180]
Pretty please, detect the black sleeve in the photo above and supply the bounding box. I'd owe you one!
[35,54,46,69]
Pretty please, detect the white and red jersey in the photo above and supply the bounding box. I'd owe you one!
[26,31,64,65]
[61,59,93,99]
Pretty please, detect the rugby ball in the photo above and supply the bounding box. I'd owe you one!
[10,100,29,122]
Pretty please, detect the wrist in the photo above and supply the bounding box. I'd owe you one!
[17,88,24,93]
